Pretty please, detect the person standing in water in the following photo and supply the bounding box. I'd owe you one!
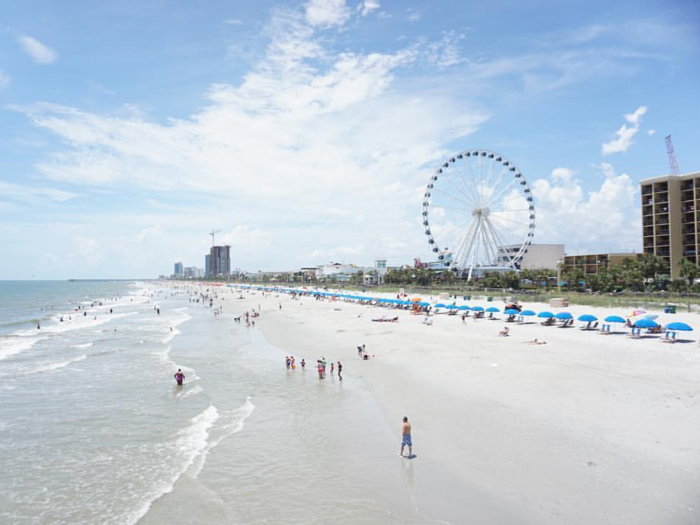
[400,416,413,457]
[174,369,185,386]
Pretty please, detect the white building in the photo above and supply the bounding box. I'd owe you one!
[500,244,564,270]
[316,262,362,278]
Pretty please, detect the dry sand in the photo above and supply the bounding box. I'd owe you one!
[238,288,700,525]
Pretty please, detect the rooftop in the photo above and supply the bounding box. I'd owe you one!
[639,170,700,185]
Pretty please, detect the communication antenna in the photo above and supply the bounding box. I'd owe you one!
[665,135,680,175]
[209,229,222,247]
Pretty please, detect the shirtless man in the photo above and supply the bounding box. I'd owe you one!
[400,416,413,457]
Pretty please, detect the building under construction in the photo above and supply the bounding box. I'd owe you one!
[209,245,231,277]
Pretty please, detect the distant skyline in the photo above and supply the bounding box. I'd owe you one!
[1,0,699,279]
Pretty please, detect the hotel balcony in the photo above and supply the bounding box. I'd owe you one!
[654,192,668,203]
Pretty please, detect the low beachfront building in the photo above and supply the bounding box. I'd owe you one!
[563,252,640,275]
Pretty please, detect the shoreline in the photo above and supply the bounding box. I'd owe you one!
[241,287,700,525]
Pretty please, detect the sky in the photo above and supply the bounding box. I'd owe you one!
[0,0,699,279]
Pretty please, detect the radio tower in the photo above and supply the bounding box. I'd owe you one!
[665,135,680,175]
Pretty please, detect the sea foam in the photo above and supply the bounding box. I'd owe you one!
[124,404,219,525]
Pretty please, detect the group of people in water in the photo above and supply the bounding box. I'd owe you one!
[285,355,344,380]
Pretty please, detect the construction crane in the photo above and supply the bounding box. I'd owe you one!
[665,135,680,175]
[209,229,222,247]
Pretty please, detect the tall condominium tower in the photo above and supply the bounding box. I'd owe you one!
[209,245,231,277]
[641,171,700,279]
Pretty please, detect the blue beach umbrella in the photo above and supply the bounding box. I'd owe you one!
[418,302,430,307]
[555,312,573,320]
[504,308,520,315]
[666,322,693,331]
[633,318,659,329]
[577,314,598,322]
[447,304,459,310]
[458,305,470,310]
[520,310,536,317]
[471,306,484,312]
[486,307,500,313]
[435,303,446,308]
[604,315,626,324]
[538,311,554,318]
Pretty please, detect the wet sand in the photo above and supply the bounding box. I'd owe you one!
[243,290,700,525]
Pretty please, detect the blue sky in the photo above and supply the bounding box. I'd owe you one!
[0,0,698,279]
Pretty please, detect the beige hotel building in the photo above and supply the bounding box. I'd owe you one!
[641,171,700,279]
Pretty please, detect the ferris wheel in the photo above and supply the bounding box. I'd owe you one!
[422,149,535,280]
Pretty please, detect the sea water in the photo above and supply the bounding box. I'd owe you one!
[0,281,430,525]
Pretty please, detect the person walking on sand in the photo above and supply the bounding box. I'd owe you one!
[174,369,185,386]
[400,416,412,457]
[337,361,343,381]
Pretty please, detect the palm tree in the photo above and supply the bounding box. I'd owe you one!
[677,257,699,287]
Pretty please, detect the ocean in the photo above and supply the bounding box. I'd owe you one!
[0,281,428,525]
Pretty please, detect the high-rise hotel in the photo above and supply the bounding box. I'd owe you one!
[641,171,700,279]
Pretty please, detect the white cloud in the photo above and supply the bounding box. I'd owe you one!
[309,244,366,260]
[0,69,10,88]
[550,167,575,182]
[406,9,420,22]
[74,236,102,264]
[532,164,640,253]
[305,0,351,28]
[359,0,380,17]
[12,2,497,273]
[325,207,350,216]
[625,105,647,126]
[136,225,163,242]
[0,201,17,212]
[425,30,468,68]
[647,129,656,136]
[602,105,647,155]
[17,35,57,65]
[0,180,76,203]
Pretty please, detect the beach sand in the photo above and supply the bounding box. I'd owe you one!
[237,289,700,525]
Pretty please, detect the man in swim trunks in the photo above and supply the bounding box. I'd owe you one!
[400,416,412,457]
[174,369,185,385]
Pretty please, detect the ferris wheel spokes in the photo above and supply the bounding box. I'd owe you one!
[423,149,535,279]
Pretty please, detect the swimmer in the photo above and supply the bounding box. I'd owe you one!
[174,369,185,385]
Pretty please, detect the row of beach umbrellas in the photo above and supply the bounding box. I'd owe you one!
[232,285,693,334]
